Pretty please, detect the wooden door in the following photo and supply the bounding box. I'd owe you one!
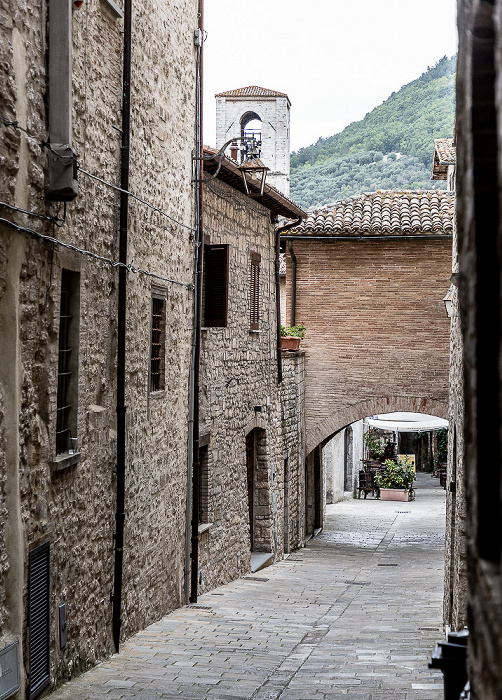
[246,431,255,550]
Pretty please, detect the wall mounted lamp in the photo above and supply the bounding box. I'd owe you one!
[443,285,454,319]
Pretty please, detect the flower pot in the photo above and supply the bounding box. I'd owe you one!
[281,336,300,351]
[379,488,409,502]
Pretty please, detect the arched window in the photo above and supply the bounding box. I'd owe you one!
[240,111,262,162]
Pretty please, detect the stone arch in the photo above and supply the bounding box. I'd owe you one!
[244,412,267,436]
[306,395,449,456]
[240,110,262,130]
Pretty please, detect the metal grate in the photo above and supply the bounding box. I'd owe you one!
[28,543,50,699]
[56,270,73,454]
[249,257,260,330]
[150,297,164,391]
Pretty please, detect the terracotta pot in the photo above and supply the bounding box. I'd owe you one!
[281,336,301,351]
[379,488,409,502]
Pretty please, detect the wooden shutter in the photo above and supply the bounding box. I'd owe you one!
[250,252,261,330]
[204,245,228,327]
[29,542,50,699]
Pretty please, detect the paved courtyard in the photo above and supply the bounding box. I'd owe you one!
[51,473,446,699]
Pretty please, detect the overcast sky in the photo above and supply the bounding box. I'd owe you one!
[203,0,458,152]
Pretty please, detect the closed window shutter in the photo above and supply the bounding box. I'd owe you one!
[29,542,50,699]
[204,245,228,327]
[250,253,261,330]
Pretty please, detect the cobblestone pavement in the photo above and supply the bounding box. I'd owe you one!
[51,473,446,699]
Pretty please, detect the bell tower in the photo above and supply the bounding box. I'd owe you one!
[215,86,291,196]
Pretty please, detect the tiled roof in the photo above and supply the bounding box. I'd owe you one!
[215,85,289,99]
[434,138,456,165]
[431,138,456,180]
[203,147,306,220]
[290,191,454,236]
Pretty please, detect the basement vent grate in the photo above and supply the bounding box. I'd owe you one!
[187,605,212,611]
[345,580,370,585]
[243,576,269,582]
[378,563,398,566]
[396,511,411,514]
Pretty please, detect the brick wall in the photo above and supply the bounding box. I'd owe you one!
[285,238,451,455]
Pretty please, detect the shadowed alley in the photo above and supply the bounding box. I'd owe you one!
[50,473,445,699]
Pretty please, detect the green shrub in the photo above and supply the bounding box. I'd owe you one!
[374,457,416,490]
[281,323,306,339]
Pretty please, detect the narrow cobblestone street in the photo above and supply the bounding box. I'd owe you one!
[51,473,445,700]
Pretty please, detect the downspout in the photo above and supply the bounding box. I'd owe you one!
[185,0,204,604]
[287,239,298,327]
[113,0,132,654]
[275,218,302,382]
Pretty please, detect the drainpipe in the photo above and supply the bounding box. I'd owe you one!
[276,218,302,382]
[287,239,297,326]
[46,0,78,201]
[185,0,204,605]
[112,0,132,654]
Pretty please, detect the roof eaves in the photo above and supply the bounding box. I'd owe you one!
[203,147,305,220]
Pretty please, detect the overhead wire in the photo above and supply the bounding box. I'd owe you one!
[0,216,194,290]
[77,167,196,232]
[0,113,197,233]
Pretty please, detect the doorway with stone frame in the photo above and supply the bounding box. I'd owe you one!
[245,427,273,555]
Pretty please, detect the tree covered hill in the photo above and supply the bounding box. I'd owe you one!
[290,56,456,209]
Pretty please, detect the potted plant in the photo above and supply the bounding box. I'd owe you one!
[363,428,384,460]
[374,456,415,502]
[281,323,306,351]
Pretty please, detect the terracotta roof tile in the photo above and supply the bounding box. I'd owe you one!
[431,138,456,180]
[215,85,290,100]
[434,138,456,165]
[290,191,454,236]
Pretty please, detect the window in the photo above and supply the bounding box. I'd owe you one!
[250,252,261,330]
[56,269,80,455]
[203,245,228,327]
[28,542,50,699]
[198,444,209,524]
[150,296,166,392]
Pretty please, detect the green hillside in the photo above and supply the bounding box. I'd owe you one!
[290,56,456,209]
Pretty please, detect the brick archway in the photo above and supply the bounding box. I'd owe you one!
[306,397,448,457]
[283,236,452,459]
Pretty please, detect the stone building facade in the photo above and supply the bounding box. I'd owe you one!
[215,86,291,196]
[432,138,467,632]
[195,152,306,594]
[454,0,502,696]
[0,0,198,696]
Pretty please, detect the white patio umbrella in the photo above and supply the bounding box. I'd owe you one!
[367,412,448,432]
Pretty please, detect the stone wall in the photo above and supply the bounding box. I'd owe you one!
[279,353,306,552]
[197,178,305,593]
[215,95,291,195]
[285,238,452,455]
[324,419,364,503]
[0,0,197,693]
[455,1,502,697]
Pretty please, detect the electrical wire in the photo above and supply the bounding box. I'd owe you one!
[0,200,66,226]
[77,167,196,232]
[0,114,197,233]
[0,216,194,290]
